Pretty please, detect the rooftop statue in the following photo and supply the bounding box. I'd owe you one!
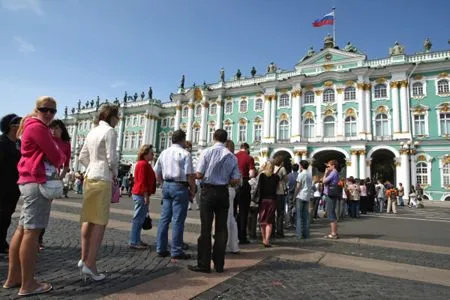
[267,62,277,73]
[71,107,75,114]
[64,106,68,118]
[141,91,145,100]
[251,66,256,78]
[203,81,208,90]
[389,41,405,56]
[148,87,153,99]
[180,75,185,89]
[114,97,120,105]
[324,33,334,49]
[123,91,128,103]
[220,68,225,82]
[133,92,138,101]
[96,96,100,108]
[344,41,359,53]
[236,69,242,80]
[90,100,94,108]
[77,100,81,110]
[301,46,315,61]
[424,37,432,53]
[85,100,89,108]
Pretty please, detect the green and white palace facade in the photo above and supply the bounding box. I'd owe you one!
[64,37,450,201]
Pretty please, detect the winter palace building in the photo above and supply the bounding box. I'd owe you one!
[64,36,450,201]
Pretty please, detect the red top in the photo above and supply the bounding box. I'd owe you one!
[132,159,156,196]
[53,137,71,171]
[235,150,255,179]
[17,118,65,184]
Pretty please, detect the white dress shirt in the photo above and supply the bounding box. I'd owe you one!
[79,120,118,181]
[154,143,193,182]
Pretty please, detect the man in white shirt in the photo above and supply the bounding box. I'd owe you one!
[154,130,196,259]
[293,160,312,239]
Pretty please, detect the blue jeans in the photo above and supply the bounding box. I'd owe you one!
[129,194,149,245]
[156,182,189,256]
[377,197,385,212]
[325,195,338,221]
[295,199,309,239]
[350,201,360,218]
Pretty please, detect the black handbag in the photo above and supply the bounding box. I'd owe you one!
[142,215,152,230]
[327,184,342,198]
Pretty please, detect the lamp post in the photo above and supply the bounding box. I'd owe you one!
[400,140,420,200]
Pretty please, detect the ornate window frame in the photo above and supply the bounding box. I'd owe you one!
[411,104,429,137]
[373,83,388,100]
[372,106,391,137]
[436,77,450,96]
[209,103,217,116]
[323,88,335,103]
[159,133,167,151]
[253,116,262,143]
[182,106,189,118]
[224,101,233,115]
[436,103,450,137]
[415,153,432,188]
[194,104,202,117]
[344,108,357,137]
[411,81,426,99]
[279,93,290,108]
[439,156,450,189]
[237,118,248,142]
[344,86,356,101]
[223,119,233,139]
[254,98,263,111]
[303,90,315,104]
[302,112,315,138]
[239,99,248,113]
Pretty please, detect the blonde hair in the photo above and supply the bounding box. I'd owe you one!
[262,160,274,177]
[17,96,57,138]
[137,144,153,161]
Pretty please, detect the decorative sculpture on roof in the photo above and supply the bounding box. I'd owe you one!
[203,81,209,90]
[344,41,359,53]
[423,38,432,53]
[96,96,100,108]
[64,106,68,118]
[220,68,225,82]
[301,47,315,61]
[85,100,89,108]
[251,66,256,78]
[180,75,185,89]
[324,34,334,49]
[71,107,75,114]
[236,69,242,80]
[77,100,81,111]
[133,92,138,101]
[267,62,277,73]
[123,91,128,103]
[90,100,94,108]
[389,41,405,56]
[141,91,145,100]
[148,87,153,99]
[114,97,120,105]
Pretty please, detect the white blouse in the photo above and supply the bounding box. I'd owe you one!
[79,121,118,181]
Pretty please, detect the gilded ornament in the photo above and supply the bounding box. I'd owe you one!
[194,88,202,101]
[279,113,288,121]
[188,103,195,109]
[440,103,450,112]
[376,106,387,113]
[389,81,399,88]
[324,109,334,116]
[376,78,386,84]
[226,96,232,100]
[350,149,359,155]
[305,85,313,91]
[175,105,182,110]
[346,108,355,117]
[241,96,247,99]
[291,90,302,97]
[364,83,372,90]
[346,161,352,166]
[443,156,450,164]
[314,90,323,96]
[345,80,355,86]
[414,75,423,80]
[323,64,334,71]
[336,88,344,94]
[439,72,449,78]
[359,150,366,155]
[304,112,314,119]
[324,81,334,87]
[416,155,427,162]
[400,80,408,88]
[357,83,365,90]
[256,93,262,97]
[239,118,247,125]
[280,89,288,93]
[202,102,209,108]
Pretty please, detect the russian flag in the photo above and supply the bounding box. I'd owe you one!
[312,11,335,27]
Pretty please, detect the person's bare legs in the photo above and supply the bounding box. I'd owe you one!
[19,229,43,293]
[265,224,272,245]
[80,222,91,263]
[330,221,337,235]
[260,225,266,245]
[84,224,106,273]
[4,227,23,287]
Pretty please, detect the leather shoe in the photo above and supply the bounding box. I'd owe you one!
[157,251,170,258]
[182,243,189,250]
[214,265,224,273]
[188,265,211,273]
[171,253,192,260]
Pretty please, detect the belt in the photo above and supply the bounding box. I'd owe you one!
[164,179,188,186]
[201,183,228,188]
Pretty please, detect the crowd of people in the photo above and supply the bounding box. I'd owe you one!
[0,96,426,296]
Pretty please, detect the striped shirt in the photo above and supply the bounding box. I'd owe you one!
[154,143,193,182]
[196,142,240,185]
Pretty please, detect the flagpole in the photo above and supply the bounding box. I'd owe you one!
[333,7,336,47]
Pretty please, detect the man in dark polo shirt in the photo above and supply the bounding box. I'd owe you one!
[235,143,255,244]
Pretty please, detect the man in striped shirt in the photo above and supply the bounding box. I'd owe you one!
[154,130,196,259]
[188,129,240,273]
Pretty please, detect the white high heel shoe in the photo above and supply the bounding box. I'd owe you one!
[81,265,106,282]
[77,260,84,268]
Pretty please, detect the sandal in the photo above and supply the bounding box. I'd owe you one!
[18,282,52,296]
[324,233,339,239]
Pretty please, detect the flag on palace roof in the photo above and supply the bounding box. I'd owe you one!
[312,11,335,27]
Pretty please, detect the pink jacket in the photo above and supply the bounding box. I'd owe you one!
[17,118,65,184]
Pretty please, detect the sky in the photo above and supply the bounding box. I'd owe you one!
[1,0,449,118]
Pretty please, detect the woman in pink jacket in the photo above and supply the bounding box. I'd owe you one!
[3,96,64,297]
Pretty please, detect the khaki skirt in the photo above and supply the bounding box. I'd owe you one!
[80,179,112,225]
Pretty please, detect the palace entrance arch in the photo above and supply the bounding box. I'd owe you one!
[370,149,396,184]
[311,149,347,178]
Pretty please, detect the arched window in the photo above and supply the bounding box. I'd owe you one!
[167,133,173,147]
[323,89,335,103]
[209,103,217,115]
[344,116,357,137]
[279,94,290,107]
[374,84,387,99]
[130,133,136,149]
[133,116,138,126]
[238,123,247,142]
[225,102,233,114]
[375,113,389,136]
[440,113,450,135]
[138,132,143,148]
[254,122,262,142]
[304,91,315,104]
[438,79,449,95]
[208,126,215,143]
[344,87,356,101]
[443,163,450,186]
[278,120,290,141]
[182,106,189,118]
[159,135,167,150]
[162,118,168,128]
[239,100,248,113]
[304,119,315,138]
[124,133,129,149]
[416,162,428,185]
[323,116,335,137]
[224,124,232,139]
[195,105,201,117]
[193,127,200,143]
[169,118,174,127]
[412,82,424,96]
[254,98,263,111]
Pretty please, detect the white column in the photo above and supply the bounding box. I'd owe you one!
[148,117,155,147]
[359,150,366,179]
[142,111,152,144]
[290,90,301,142]
[216,95,223,129]
[294,151,301,164]
[174,105,181,130]
[270,97,276,140]
[410,151,417,189]
[263,97,271,142]
[349,150,358,178]
[186,102,194,141]
[117,108,126,154]
[391,81,401,134]
[357,83,366,137]
[399,81,410,133]
[71,121,79,151]
[399,151,411,199]
[336,88,344,137]
[315,91,322,138]
[151,118,158,147]
[199,100,208,146]
[301,151,308,161]
[365,85,372,138]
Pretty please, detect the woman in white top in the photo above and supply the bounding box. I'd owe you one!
[224,140,240,254]
[78,104,119,282]
[360,180,368,214]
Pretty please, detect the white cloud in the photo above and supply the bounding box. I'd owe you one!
[14,36,36,53]
[2,0,44,16]
[110,81,127,88]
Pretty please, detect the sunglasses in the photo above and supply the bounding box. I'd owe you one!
[37,107,57,114]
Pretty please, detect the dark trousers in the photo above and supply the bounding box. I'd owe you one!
[197,185,229,270]
[236,181,251,242]
[275,194,286,236]
[0,189,20,251]
[247,206,258,239]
